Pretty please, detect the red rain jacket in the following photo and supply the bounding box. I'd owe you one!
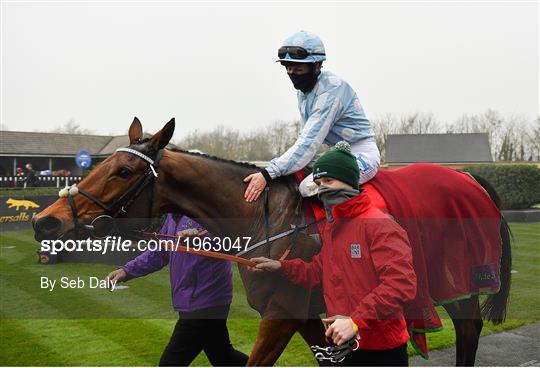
[280,192,417,350]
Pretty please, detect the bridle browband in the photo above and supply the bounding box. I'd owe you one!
[60,147,164,236]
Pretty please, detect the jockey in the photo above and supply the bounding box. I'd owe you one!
[250,142,416,366]
[244,30,380,201]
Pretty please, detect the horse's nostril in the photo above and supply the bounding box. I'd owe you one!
[34,216,61,235]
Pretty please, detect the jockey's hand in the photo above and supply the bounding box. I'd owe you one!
[243,172,267,202]
[176,228,199,238]
[323,316,358,346]
[106,268,126,291]
[249,257,281,272]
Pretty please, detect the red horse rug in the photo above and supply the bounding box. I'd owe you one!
[303,163,502,358]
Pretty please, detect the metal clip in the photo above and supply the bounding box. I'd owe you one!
[311,345,346,364]
[310,336,360,364]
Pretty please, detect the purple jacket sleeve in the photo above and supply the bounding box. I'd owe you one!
[121,216,172,281]
[122,250,169,281]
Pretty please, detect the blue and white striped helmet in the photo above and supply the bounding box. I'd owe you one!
[276,31,326,63]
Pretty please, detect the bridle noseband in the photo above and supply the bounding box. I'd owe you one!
[59,147,164,237]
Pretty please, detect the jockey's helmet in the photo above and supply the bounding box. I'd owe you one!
[276,31,326,64]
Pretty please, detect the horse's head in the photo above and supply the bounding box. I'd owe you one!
[33,117,175,241]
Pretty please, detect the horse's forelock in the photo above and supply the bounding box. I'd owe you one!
[122,138,158,160]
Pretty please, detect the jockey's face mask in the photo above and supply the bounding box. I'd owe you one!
[287,63,320,93]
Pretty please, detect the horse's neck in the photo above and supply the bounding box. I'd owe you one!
[157,151,298,238]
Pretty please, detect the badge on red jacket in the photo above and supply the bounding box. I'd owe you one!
[350,243,361,258]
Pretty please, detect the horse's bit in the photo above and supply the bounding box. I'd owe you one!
[310,335,360,364]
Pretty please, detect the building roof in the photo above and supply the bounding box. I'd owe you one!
[0,131,177,157]
[385,133,493,164]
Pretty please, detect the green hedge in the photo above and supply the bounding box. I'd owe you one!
[461,164,540,210]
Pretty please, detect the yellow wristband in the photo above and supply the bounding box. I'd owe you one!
[351,320,359,333]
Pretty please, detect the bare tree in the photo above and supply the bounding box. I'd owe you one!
[178,110,537,163]
[398,112,439,135]
[372,112,442,161]
[372,113,395,161]
[448,110,535,161]
[526,117,540,161]
[179,120,302,161]
[53,119,94,135]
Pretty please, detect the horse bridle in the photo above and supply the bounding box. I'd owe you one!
[60,147,164,237]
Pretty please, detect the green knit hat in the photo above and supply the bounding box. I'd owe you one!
[313,141,359,188]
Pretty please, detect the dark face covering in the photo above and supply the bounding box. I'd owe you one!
[289,64,320,93]
[317,185,360,222]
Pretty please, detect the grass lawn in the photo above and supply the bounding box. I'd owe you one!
[1,223,538,366]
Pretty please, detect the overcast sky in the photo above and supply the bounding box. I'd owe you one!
[1,1,538,141]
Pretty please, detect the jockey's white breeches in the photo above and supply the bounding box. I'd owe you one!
[299,137,381,197]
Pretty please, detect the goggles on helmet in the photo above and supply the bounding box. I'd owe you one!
[278,46,325,60]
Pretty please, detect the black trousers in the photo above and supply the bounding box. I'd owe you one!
[339,343,408,367]
[159,305,249,367]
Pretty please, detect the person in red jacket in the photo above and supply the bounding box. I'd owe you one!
[250,141,417,366]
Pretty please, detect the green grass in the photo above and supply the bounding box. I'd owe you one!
[0,187,61,197]
[1,223,539,366]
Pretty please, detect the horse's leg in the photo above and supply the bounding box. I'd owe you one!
[460,296,484,366]
[247,318,301,366]
[297,318,328,366]
[297,290,327,348]
[443,296,483,366]
[297,318,326,347]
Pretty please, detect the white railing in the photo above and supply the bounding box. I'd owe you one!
[0,176,83,188]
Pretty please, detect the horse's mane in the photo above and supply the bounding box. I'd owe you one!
[167,147,299,191]
[169,147,261,171]
[133,138,265,171]
[128,139,298,191]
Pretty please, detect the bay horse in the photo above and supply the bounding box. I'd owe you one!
[33,118,511,366]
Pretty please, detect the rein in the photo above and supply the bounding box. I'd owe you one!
[236,216,325,258]
[134,215,325,267]
[138,230,258,267]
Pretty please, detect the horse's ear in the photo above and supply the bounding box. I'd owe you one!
[149,118,175,151]
[129,117,143,144]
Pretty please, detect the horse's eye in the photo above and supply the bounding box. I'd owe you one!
[116,167,133,179]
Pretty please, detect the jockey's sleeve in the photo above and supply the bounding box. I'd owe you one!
[265,91,342,179]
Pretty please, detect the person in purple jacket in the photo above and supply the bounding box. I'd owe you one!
[106,214,248,366]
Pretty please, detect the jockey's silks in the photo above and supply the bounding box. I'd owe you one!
[266,71,374,179]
